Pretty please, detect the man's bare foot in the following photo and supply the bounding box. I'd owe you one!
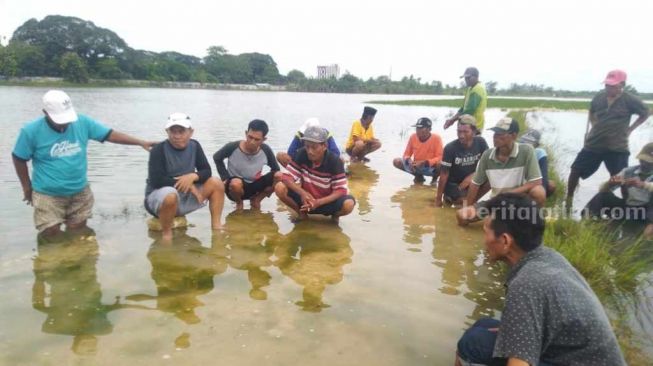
[235,201,244,210]
[162,230,173,242]
[250,195,263,209]
[644,223,653,239]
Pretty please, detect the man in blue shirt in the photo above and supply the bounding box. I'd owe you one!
[12,90,154,237]
[276,118,341,167]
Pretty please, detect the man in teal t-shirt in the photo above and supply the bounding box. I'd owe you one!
[12,90,154,236]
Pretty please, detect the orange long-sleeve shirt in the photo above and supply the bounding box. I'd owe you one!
[403,133,443,167]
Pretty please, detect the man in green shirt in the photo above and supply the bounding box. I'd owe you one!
[566,70,650,206]
[444,67,488,131]
[456,118,545,225]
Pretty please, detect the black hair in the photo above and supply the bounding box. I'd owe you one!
[248,119,269,137]
[484,193,544,252]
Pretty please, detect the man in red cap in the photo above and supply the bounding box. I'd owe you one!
[566,70,650,206]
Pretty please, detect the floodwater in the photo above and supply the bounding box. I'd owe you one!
[0,86,650,365]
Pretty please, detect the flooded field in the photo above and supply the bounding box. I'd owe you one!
[0,87,650,365]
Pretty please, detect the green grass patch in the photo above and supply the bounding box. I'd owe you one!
[368,97,653,110]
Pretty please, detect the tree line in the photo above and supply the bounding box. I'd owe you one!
[1,15,649,98]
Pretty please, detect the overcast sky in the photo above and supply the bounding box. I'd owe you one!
[2,0,652,92]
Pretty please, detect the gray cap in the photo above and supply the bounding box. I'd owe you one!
[301,126,328,143]
[517,129,542,146]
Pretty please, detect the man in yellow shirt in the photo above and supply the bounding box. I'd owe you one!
[345,106,381,162]
[444,67,487,131]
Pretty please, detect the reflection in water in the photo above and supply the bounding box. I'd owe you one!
[390,185,436,248]
[32,230,143,355]
[274,222,353,312]
[224,210,281,300]
[431,212,505,325]
[347,164,379,215]
[127,230,228,347]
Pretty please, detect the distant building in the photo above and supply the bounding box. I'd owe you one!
[317,64,340,79]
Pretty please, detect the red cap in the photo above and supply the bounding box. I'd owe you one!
[603,69,627,86]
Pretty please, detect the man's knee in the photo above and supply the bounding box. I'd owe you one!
[529,185,547,206]
[274,181,287,196]
[162,192,178,208]
[205,177,225,192]
[229,178,244,193]
[340,199,355,215]
[353,140,365,150]
[273,171,283,182]
[392,158,404,169]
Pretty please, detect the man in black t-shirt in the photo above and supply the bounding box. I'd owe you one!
[436,115,489,206]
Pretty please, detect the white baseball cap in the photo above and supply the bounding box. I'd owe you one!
[299,117,320,134]
[165,112,192,129]
[43,90,78,125]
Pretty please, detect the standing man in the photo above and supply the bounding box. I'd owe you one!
[435,115,489,207]
[567,69,650,205]
[275,126,356,220]
[392,117,443,184]
[345,106,381,162]
[145,113,225,241]
[455,193,625,366]
[213,119,281,210]
[456,118,545,225]
[444,67,488,131]
[276,118,341,167]
[12,90,154,237]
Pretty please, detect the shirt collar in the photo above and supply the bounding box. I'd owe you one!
[505,245,546,286]
[489,142,519,162]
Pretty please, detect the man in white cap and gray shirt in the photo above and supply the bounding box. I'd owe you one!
[276,118,341,167]
[12,90,154,237]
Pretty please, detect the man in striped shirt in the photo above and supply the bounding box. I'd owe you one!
[275,126,356,220]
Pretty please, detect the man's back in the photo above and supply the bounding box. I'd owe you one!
[495,246,625,365]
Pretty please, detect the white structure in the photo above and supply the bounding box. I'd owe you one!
[317,64,340,79]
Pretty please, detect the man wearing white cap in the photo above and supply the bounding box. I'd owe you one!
[12,90,154,236]
[567,70,650,206]
[276,118,341,167]
[145,113,225,240]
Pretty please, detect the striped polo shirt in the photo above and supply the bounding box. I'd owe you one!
[285,148,348,199]
[472,142,542,197]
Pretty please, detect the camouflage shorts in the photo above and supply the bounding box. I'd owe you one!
[32,185,94,232]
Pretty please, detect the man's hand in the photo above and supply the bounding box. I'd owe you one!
[189,184,204,203]
[299,192,316,212]
[444,118,456,129]
[624,177,644,188]
[174,173,198,193]
[412,160,427,169]
[609,175,625,186]
[22,187,33,205]
[141,140,157,151]
[458,175,473,190]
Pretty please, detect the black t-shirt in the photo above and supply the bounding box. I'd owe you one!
[441,136,489,184]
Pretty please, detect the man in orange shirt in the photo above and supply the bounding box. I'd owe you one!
[392,117,443,183]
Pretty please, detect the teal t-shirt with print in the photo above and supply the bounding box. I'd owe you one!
[12,115,112,196]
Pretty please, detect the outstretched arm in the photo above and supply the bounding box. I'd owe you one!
[107,131,155,151]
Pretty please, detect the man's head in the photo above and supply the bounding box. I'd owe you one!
[412,117,432,142]
[244,119,269,152]
[42,90,78,125]
[165,112,193,149]
[457,115,477,145]
[517,129,542,148]
[460,67,479,87]
[603,69,627,98]
[636,143,653,172]
[482,193,544,263]
[301,126,328,162]
[489,117,519,149]
[361,106,377,127]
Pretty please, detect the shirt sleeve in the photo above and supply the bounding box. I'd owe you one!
[539,156,549,190]
[213,141,238,181]
[12,127,34,161]
[284,150,305,183]
[262,144,280,172]
[472,150,490,185]
[493,282,545,366]
[351,121,364,139]
[327,136,341,156]
[440,144,454,171]
[625,93,650,117]
[427,134,444,167]
[287,136,302,156]
[83,115,112,142]
[525,146,543,182]
[403,134,415,160]
[194,141,212,183]
[462,92,482,115]
[147,143,178,189]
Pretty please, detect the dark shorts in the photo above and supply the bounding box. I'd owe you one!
[225,172,275,201]
[583,191,653,223]
[457,318,552,366]
[444,181,467,202]
[288,190,356,216]
[571,148,629,179]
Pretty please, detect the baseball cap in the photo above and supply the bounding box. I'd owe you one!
[411,117,432,128]
[43,90,78,125]
[301,126,328,143]
[460,67,479,78]
[636,143,653,163]
[299,117,320,134]
[603,69,627,86]
[165,112,192,129]
[459,114,477,126]
[488,117,519,134]
[517,129,542,146]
